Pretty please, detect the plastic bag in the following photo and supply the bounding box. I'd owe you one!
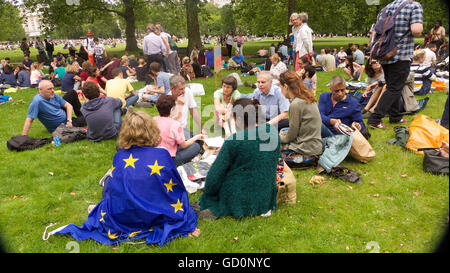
[405,115,449,155]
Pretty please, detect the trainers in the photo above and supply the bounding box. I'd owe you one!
[368,122,388,129]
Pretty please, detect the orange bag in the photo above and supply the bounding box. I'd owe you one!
[405,114,449,155]
[432,81,447,91]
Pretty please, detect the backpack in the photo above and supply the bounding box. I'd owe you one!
[418,148,449,176]
[369,0,411,61]
[52,124,87,143]
[7,135,52,152]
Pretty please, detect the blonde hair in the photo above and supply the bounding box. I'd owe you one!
[118,109,161,149]
[270,53,281,63]
[413,49,425,61]
[65,64,78,74]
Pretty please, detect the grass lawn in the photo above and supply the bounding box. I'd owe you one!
[0,38,447,253]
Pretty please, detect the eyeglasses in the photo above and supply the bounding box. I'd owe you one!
[370,61,379,65]
[332,88,346,93]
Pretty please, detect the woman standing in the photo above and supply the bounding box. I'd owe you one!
[278,71,323,169]
[225,30,234,59]
[234,32,245,56]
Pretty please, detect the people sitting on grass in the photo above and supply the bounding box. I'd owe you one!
[361,59,386,118]
[301,65,316,93]
[85,66,106,95]
[16,64,31,88]
[119,58,135,79]
[141,62,171,103]
[21,80,84,135]
[54,109,200,246]
[296,55,317,95]
[214,75,241,135]
[343,56,364,82]
[105,68,139,124]
[351,44,365,66]
[198,98,279,220]
[336,47,347,66]
[0,64,17,87]
[278,71,323,169]
[135,57,149,83]
[80,81,123,142]
[269,53,288,80]
[154,95,205,166]
[319,76,369,139]
[252,71,290,131]
[61,64,81,92]
[227,50,245,70]
[322,48,337,72]
[411,49,436,96]
[181,57,195,81]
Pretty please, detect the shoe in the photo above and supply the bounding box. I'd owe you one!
[362,111,373,119]
[368,122,388,129]
[390,118,408,124]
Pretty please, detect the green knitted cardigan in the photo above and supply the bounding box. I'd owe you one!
[200,123,280,218]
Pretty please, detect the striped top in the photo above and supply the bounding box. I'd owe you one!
[410,63,436,93]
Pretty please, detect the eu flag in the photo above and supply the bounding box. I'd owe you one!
[48,146,198,246]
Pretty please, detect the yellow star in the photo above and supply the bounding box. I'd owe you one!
[149,227,154,232]
[128,230,142,238]
[164,179,177,193]
[171,199,184,214]
[123,154,139,169]
[99,210,106,223]
[108,229,118,240]
[148,160,165,176]
[110,166,115,177]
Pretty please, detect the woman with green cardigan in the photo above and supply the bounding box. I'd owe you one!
[199,98,280,219]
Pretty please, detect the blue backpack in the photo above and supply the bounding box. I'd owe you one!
[369,0,411,61]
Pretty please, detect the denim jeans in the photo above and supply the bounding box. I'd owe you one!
[321,123,335,138]
[173,128,201,166]
[125,94,139,108]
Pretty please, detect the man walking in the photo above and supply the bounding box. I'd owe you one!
[367,0,423,129]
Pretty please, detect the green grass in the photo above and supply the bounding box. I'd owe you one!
[0,38,447,253]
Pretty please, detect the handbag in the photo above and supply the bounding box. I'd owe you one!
[276,159,297,205]
[418,148,449,176]
[348,126,376,163]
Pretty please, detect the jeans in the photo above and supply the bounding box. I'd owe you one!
[415,79,432,96]
[112,95,139,131]
[173,128,201,166]
[321,123,335,138]
[368,61,411,124]
[441,95,449,129]
[38,50,48,64]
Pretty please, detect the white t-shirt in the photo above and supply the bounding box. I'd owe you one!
[94,44,105,56]
[423,48,436,68]
[160,32,173,54]
[83,38,95,55]
[176,87,197,129]
[337,51,347,60]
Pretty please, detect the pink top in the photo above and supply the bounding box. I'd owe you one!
[154,116,185,157]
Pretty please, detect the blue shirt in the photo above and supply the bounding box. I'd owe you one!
[318,92,365,135]
[253,84,290,120]
[205,51,214,66]
[18,71,30,87]
[0,73,17,86]
[232,54,245,65]
[27,93,68,133]
[61,73,76,91]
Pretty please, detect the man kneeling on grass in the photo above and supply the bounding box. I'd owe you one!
[81,81,123,142]
[22,80,84,136]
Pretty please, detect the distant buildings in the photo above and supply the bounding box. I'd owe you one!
[19,6,44,37]
[210,0,231,8]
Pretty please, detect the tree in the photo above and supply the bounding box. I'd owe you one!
[0,0,26,42]
[186,0,203,54]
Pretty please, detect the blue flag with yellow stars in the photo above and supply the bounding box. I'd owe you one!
[50,146,198,246]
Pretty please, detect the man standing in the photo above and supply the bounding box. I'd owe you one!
[367,0,423,129]
[44,39,54,61]
[143,24,166,69]
[22,80,81,135]
[155,23,180,75]
[35,37,48,64]
[252,71,290,131]
[83,31,96,66]
[20,38,30,57]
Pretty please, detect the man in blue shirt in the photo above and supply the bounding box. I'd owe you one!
[231,50,245,65]
[22,80,75,135]
[252,71,290,131]
[319,76,369,139]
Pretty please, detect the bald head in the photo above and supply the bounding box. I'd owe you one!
[38,80,55,100]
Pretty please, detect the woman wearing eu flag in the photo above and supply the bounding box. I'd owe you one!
[45,109,200,246]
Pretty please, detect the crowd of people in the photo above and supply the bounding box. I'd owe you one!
[1,1,449,247]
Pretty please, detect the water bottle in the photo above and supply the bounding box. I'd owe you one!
[53,136,61,147]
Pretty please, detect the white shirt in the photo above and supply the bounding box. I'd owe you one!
[270,61,288,79]
[337,51,347,60]
[83,38,95,55]
[143,32,166,56]
[179,87,197,129]
[295,23,313,57]
[159,31,173,54]
[423,48,436,68]
[94,44,105,56]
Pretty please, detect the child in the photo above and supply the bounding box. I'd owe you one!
[30,62,42,88]
[94,38,107,69]
[302,65,316,94]
[181,56,195,81]
[411,49,436,96]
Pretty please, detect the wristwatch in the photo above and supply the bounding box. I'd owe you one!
[67,119,72,123]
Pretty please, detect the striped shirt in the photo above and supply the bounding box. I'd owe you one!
[378,0,423,65]
[410,63,436,93]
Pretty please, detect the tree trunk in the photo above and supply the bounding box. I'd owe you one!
[123,0,139,52]
[287,0,297,36]
[186,0,202,55]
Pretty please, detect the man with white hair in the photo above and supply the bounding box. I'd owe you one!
[143,24,166,68]
[252,71,290,130]
[22,80,83,135]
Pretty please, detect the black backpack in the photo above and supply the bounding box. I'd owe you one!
[52,124,87,143]
[369,0,411,61]
[418,148,449,176]
[7,135,53,152]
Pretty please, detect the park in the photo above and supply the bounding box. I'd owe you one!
[0,0,448,255]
